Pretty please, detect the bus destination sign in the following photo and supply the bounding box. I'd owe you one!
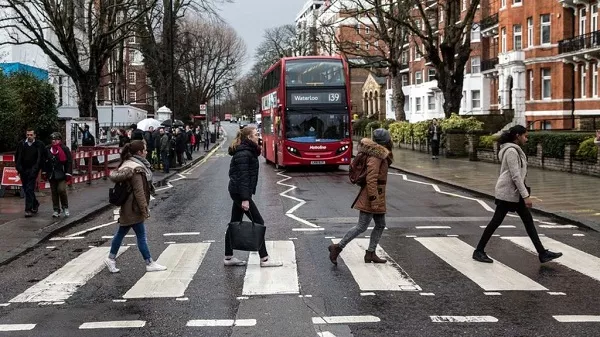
[289,91,344,105]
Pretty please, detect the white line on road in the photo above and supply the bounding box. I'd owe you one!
[548,292,566,296]
[332,238,421,291]
[287,213,320,228]
[10,247,129,303]
[186,319,256,327]
[0,324,36,331]
[484,292,502,296]
[182,141,224,175]
[276,170,323,230]
[176,297,189,301]
[46,246,56,249]
[430,316,498,323]
[292,227,325,231]
[67,221,118,237]
[360,292,376,296]
[479,225,516,229]
[0,303,10,307]
[317,332,337,337]
[112,299,127,303]
[163,232,200,236]
[573,233,585,237]
[102,235,134,239]
[539,224,578,229]
[49,236,85,241]
[502,236,600,282]
[420,293,435,296]
[242,241,299,295]
[415,226,451,229]
[79,321,146,329]
[312,315,381,324]
[553,315,600,322]
[415,237,547,291]
[123,243,210,299]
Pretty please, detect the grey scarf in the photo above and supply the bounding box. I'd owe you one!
[131,155,153,183]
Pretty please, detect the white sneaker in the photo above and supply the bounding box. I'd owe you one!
[104,258,120,273]
[260,257,283,268]
[52,211,60,218]
[146,262,167,272]
[224,257,247,266]
[63,208,70,217]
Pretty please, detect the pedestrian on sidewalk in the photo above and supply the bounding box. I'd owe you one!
[428,118,442,159]
[473,125,562,264]
[328,128,393,265]
[42,132,72,218]
[104,140,166,273]
[15,128,45,218]
[224,126,282,268]
[159,128,170,173]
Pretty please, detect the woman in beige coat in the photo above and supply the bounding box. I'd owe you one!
[328,128,393,265]
[104,140,166,273]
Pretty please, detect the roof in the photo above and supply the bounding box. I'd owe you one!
[0,62,48,80]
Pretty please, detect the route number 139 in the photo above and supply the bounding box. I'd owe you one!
[328,93,340,102]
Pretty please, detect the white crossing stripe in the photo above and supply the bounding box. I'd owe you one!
[553,315,600,322]
[242,241,299,295]
[123,243,210,298]
[415,237,547,291]
[312,315,380,324]
[186,319,257,327]
[332,239,421,291]
[79,321,146,329]
[502,236,600,282]
[10,247,129,303]
[0,324,36,331]
[430,316,498,323]
[317,332,337,337]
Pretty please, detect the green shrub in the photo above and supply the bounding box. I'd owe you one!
[381,119,396,130]
[439,113,484,133]
[365,121,382,136]
[412,120,430,142]
[575,137,598,162]
[352,118,371,135]
[389,121,412,143]
[525,132,595,158]
[479,135,498,149]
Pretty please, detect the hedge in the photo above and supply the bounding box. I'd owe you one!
[478,135,499,150]
[524,132,595,158]
[575,137,598,162]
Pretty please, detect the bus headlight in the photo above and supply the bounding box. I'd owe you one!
[336,145,349,154]
[286,146,301,157]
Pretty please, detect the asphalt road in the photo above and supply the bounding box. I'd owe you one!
[0,123,599,337]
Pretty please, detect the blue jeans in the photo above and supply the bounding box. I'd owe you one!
[109,223,152,262]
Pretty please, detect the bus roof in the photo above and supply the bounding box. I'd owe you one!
[262,55,345,77]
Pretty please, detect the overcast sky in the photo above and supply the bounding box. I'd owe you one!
[219,0,308,74]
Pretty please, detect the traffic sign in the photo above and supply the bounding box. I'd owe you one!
[1,167,21,186]
[199,104,207,115]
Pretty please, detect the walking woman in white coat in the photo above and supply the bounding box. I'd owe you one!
[473,125,562,264]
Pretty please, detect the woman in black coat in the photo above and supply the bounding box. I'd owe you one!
[224,126,281,268]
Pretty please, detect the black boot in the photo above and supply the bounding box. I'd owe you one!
[539,250,562,263]
[364,250,387,263]
[328,244,343,265]
[472,250,493,263]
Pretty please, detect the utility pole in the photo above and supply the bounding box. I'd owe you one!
[169,0,175,125]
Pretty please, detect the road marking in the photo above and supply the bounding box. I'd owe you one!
[182,142,224,175]
[573,233,585,237]
[67,221,118,237]
[49,236,85,241]
[163,232,200,236]
[164,241,176,244]
[168,174,186,182]
[123,243,209,299]
[484,292,502,296]
[292,227,325,231]
[548,292,566,296]
[415,226,451,229]
[539,224,578,229]
[332,238,421,291]
[430,316,498,323]
[502,236,600,282]
[287,213,320,228]
[298,294,312,298]
[406,235,417,238]
[186,319,256,327]
[314,216,491,223]
[46,246,56,249]
[176,297,189,301]
[0,303,10,307]
[415,237,547,291]
[102,235,134,239]
[420,292,435,296]
[447,234,459,237]
[112,299,127,303]
[317,332,337,337]
[79,321,146,329]
[553,315,600,322]
[312,315,381,324]
[242,241,299,295]
[0,324,36,331]
[479,225,516,229]
[276,170,322,230]
[360,292,376,296]
[10,247,129,303]
[236,296,249,300]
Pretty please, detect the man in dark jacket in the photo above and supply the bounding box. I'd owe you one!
[428,118,442,160]
[42,132,73,218]
[185,125,193,160]
[175,127,186,167]
[159,128,170,173]
[144,127,155,163]
[15,128,45,217]
[130,123,144,141]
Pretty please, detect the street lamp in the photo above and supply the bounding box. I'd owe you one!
[109,81,115,142]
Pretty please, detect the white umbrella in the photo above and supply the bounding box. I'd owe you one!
[136,118,162,131]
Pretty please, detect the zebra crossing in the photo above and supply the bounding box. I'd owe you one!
[5,235,600,305]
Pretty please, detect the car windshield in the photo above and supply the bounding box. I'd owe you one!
[284,110,349,143]
[285,59,345,87]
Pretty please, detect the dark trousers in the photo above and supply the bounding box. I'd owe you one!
[21,171,38,211]
[185,144,192,160]
[225,198,268,258]
[176,151,184,166]
[431,139,440,156]
[50,179,68,211]
[161,151,170,173]
[204,138,209,150]
[476,198,545,254]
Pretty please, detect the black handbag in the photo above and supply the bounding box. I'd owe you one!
[227,219,266,252]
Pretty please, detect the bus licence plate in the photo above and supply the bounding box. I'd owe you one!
[311,161,326,165]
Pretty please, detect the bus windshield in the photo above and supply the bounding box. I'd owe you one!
[284,109,349,143]
[285,59,346,87]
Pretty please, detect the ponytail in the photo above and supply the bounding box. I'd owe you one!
[498,125,527,145]
[229,126,256,152]
[119,140,145,165]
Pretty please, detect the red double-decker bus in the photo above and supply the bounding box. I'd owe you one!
[259,56,352,168]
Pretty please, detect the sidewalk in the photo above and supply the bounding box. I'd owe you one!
[0,141,221,266]
[384,145,600,232]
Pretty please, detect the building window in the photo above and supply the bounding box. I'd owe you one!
[129,91,137,103]
[527,17,533,47]
[439,8,444,22]
[462,0,467,11]
[541,68,551,99]
[471,24,480,42]
[501,0,506,8]
[415,71,422,84]
[128,72,136,84]
[402,74,409,86]
[355,24,360,34]
[540,14,551,45]
[401,50,409,64]
[580,8,587,35]
[415,44,421,60]
[594,64,598,97]
[128,36,136,44]
[471,57,480,73]
[416,97,422,111]
[501,27,507,53]
[365,26,370,35]
[355,41,360,49]
[513,0,522,5]
[528,70,533,100]
[428,68,436,81]
[365,42,370,50]
[374,41,379,47]
[513,25,522,50]
[471,90,481,109]
[581,65,587,98]
[428,94,435,110]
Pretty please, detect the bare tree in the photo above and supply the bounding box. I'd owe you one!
[396,0,480,118]
[254,24,313,75]
[0,0,157,118]
[318,0,411,121]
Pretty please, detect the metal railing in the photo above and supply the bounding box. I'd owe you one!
[481,57,498,72]
[558,30,600,53]
[480,13,499,31]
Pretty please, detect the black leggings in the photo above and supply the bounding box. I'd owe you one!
[476,198,545,254]
[225,198,268,258]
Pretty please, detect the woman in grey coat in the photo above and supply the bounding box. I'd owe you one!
[473,125,562,264]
